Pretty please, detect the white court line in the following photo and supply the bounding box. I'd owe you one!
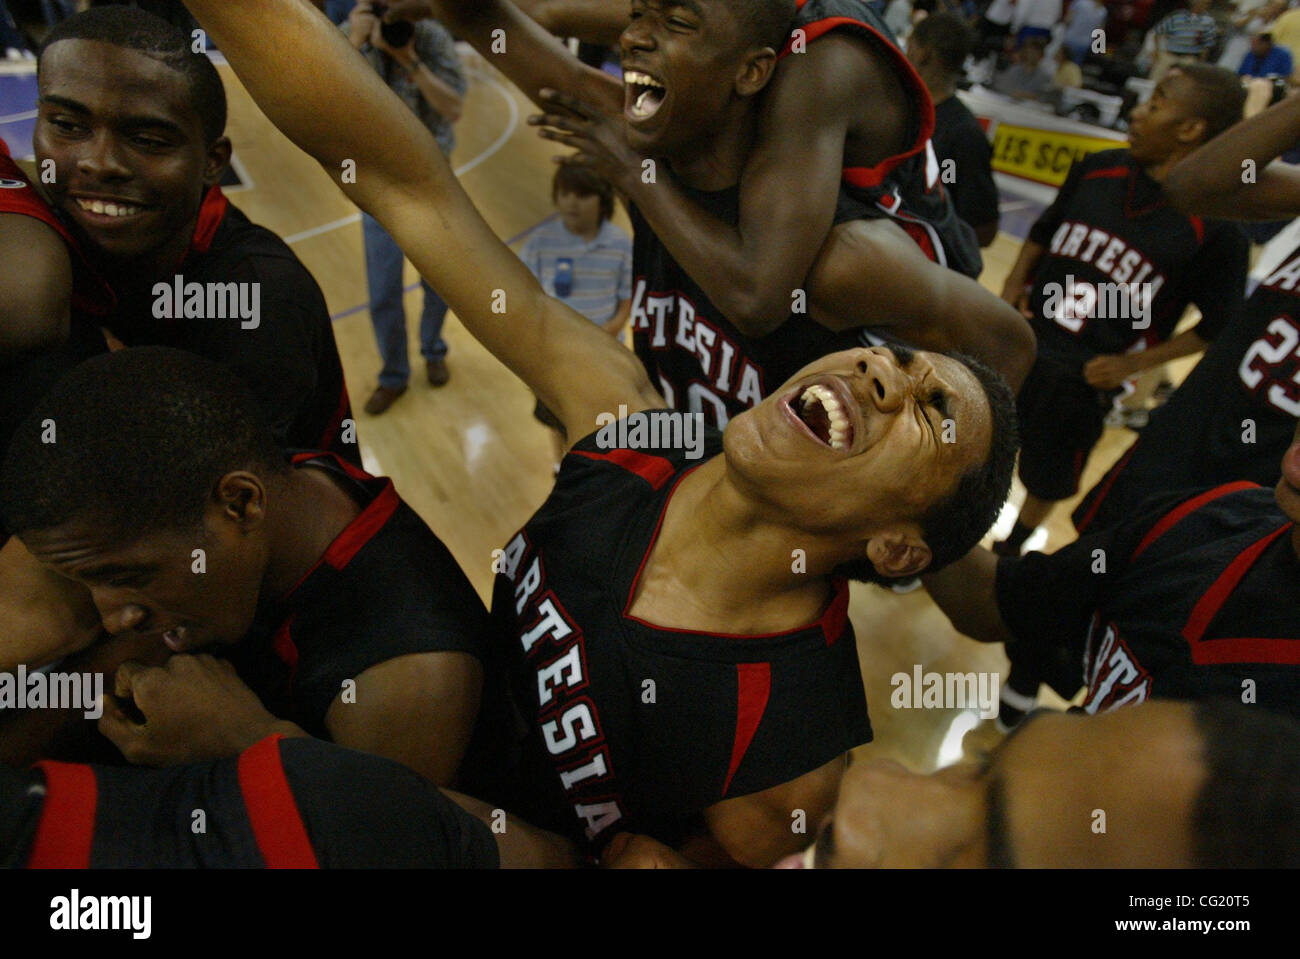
[0,109,37,125]
[284,69,520,246]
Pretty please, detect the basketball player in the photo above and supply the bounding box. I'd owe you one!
[924,417,1300,723]
[0,7,356,465]
[784,700,1300,868]
[0,348,493,787]
[1076,83,1300,533]
[995,64,1250,555]
[5,732,579,868]
[388,0,1033,429]
[183,0,1018,866]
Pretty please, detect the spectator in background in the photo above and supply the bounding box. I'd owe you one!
[1238,30,1294,76]
[1151,0,1221,82]
[976,0,1017,62]
[520,163,632,466]
[1012,0,1063,46]
[1063,0,1109,63]
[908,13,1000,246]
[1,0,33,60]
[1218,0,1285,72]
[993,36,1054,100]
[1052,42,1085,89]
[346,0,467,415]
[1269,0,1300,73]
[885,0,914,40]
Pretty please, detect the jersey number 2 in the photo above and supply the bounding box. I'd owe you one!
[1239,315,1300,417]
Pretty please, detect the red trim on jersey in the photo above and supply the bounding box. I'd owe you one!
[623,470,854,641]
[722,662,772,796]
[1130,482,1259,562]
[318,383,352,454]
[1190,635,1300,665]
[1183,522,1294,651]
[900,220,937,262]
[237,735,319,868]
[569,447,676,490]
[1074,446,1137,534]
[779,12,934,190]
[285,451,399,580]
[189,186,228,255]
[1189,215,1204,245]
[27,761,97,868]
[1082,166,1130,181]
[272,614,299,686]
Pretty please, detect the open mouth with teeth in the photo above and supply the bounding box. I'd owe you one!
[624,69,668,121]
[793,382,856,451]
[72,196,146,219]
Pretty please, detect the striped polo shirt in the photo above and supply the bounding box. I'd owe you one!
[520,218,633,324]
[1154,11,1220,55]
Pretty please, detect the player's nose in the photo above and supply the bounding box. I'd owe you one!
[858,349,907,414]
[94,594,148,635]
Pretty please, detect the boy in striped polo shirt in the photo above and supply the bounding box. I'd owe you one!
[521,162,632,464]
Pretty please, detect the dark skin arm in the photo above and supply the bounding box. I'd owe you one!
[442,789,586,867]
[1163,85,1300,220]
[0,536,103,673]
[999,237,1045,318]
[807,218,1035,390]
[974,220,999,247]
[516,0,628,46]
[0,213,72,361]
[384,0,622,114]
[921,547,1015,647]
[183,0,660,446]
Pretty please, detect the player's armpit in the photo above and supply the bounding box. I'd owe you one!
[326,651,483,786]
[0,212,73,361]
[702,754,846,868]
[808,218,1036,390]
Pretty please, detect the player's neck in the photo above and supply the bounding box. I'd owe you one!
[260,465,365,602]
[1140,147,1193,184]
[666,107,757,192]
[86,210,200,287]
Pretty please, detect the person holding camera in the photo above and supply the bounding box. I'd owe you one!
[347,1,467,414]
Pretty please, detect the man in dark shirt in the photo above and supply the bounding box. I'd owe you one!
[994,64,1249,554]
[907,12,1000,246]
[0,348,492,788]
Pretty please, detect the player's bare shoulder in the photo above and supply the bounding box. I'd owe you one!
[768,30,909,167]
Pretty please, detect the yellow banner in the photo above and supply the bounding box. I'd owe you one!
[989,123,1127,186]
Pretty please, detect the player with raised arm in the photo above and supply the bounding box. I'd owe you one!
[180,0,1019,866]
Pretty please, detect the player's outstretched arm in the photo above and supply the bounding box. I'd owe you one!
[183,0,661,438]
[922,547,1016,647]
[384,0,621,113]
[1164,84,1300,220]
[517,0,628,47]
[808,219,1036,391]
[0,213,72,361]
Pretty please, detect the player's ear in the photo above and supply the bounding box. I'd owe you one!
[865,529,932,579]
[211,470,269,531]
[736,47,779,98]
[1177,116,1208,147]
[202,136,233,188]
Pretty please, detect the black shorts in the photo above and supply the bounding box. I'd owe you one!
[1016,357,1111,501]
[533,397,565,434]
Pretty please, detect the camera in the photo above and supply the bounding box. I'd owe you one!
[371,3,416,48]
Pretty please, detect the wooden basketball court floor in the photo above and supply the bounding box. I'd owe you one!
[10,49,1198,774]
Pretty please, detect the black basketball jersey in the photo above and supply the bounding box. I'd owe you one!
[1024,149,1248,372]
[1000,484,1300,717]
[228,452,493,738]
[468,417,871,849]
[629,191,863,429]
[1075,246,1300,533]
[11,735,498,868]
[785,0,983,278]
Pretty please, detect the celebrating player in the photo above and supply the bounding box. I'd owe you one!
[181,0,1019,866]
[385,0,1032,428]
[0,348,493,786]
[994,64,1250,555]
[1076,82,1300,533]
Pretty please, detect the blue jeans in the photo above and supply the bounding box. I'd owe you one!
[325,0,357,24]
[362,213,448,390]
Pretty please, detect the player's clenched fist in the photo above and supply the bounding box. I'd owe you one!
[100,654,304,766]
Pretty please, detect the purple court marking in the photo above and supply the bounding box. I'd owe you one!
[0,73,39,158]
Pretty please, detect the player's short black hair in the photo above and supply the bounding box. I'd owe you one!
[727,0,797,52]
[910,12,975,78]
[1192,699,1300,868]
[553,161,616,223]
[38,5,227,144]
[1168,62,1246,143]
[0,347,289,541]
[834,351,1019,585]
